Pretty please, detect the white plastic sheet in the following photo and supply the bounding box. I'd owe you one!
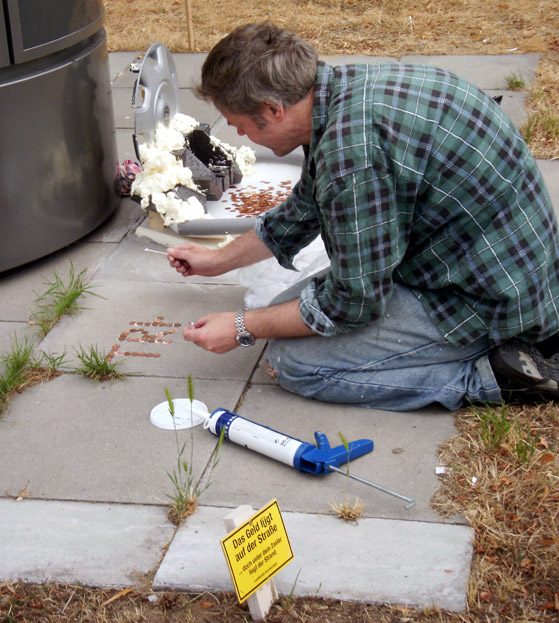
[238,237,330,308]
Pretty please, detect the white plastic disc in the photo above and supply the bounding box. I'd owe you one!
[150,398,209,430]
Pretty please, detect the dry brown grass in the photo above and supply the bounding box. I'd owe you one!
[105,0,559,57]
[329,495,365,522]
[524,59,559,158]
[432,402,559,620]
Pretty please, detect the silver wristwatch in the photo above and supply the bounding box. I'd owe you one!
[235,308,256,347]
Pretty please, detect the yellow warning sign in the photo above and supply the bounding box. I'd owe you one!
[221,499,294,603]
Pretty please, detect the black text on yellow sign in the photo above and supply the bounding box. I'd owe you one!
[221,499,294,603]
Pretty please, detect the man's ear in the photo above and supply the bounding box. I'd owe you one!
[262,101,285,122]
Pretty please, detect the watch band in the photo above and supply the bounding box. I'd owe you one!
[235,308,256,346]
[235,308,249,334]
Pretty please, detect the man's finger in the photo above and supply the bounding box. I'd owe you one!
[183,326,197,342]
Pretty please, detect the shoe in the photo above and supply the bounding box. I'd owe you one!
[534,332,559,358]
[488,339,559,403]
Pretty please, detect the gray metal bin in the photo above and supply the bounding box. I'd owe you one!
[0,0,119,272]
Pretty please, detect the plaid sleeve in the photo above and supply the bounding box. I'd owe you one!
[298,166,409,335]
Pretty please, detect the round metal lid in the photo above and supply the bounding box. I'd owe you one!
[132,42,179,153]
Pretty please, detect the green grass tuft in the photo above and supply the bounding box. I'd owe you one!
[73,345,127,382]
[28,263,101,336]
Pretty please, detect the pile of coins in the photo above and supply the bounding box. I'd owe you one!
[106,316,182,361]
[223,180,292,217]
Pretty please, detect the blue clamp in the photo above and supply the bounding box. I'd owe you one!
[293,431,374,475]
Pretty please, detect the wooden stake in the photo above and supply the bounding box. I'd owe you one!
[224,506,278,621]
[184,0,194,52]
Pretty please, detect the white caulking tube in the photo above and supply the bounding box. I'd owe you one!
[204,408,374,476]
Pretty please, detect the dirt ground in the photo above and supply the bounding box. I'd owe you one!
[104,0,559,58]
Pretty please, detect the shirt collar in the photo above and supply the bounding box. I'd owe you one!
[309,61,333,156]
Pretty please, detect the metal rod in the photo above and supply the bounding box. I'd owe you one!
[328,465,416,509]
[144,248,167,255]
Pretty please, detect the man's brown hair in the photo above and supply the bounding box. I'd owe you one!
[195,22,318,117]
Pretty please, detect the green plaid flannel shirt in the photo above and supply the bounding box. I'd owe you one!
[255,62,559,346]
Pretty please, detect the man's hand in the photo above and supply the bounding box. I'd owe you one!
[183,313,238,353]
[167,230,275,278]
[183,301,316,354]
[167,243,224,277]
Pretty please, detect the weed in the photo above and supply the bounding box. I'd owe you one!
[473,403,514,450]
[165,379,225,525]
[523,109,559,147]
[36,350,68,375]
[166,384,198,524]
[329,496,365,523]
[0,336,67,415]
[280,567,302,611]
[329,432,365,523]
[505,72,525,90]
[338,432,351,478]
[0,335,36,397]
[73,345,126,382]
[28,263,101,336]
[513,421,537,464]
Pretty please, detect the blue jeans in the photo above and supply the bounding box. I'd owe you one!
[266,280,502,411]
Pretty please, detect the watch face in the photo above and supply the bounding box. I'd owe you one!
[236,331,255,347]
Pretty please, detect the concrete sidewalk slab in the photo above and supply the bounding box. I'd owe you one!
[199,383,457,522]
[179,91,221,125]
[84,198,145,244]
[112,87,135,129]
[154,505,474,611]
[537,160,559,216]
[0,375,244,504]
[0,243,118,322]
[117,128,138,162]
[172,53,208,88]
[37,279,264,379]
[400,54,540,89]
[484,89,529,129]
[0,499,174,587]
[94,235,242,286]
[109,51,141,86]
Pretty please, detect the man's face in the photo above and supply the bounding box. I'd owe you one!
[220,105,304,157]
